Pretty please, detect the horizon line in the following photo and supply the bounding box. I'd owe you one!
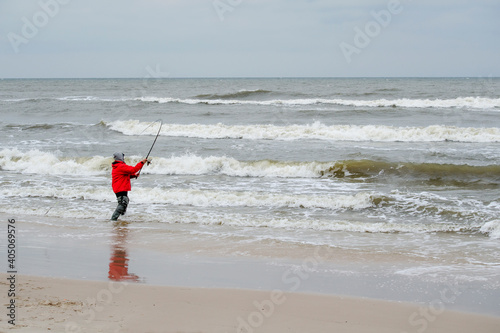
[1,76,499,80]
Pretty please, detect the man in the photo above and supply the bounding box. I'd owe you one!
[111,152,148,221]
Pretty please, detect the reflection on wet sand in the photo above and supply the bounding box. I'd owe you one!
[109,221,139,282]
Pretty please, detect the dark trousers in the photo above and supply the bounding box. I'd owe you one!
[111,192,129,220]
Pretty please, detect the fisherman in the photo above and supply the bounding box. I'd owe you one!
[111,152,148,221]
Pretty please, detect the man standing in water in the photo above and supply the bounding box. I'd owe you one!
[111,152,148,221]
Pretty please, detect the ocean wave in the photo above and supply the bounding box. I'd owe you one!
[143,155,331,178]
[2,97,53,102]
[106,120,500,143]
[0,149,329,178]
[2,208,486,235]
[134,96,500,109]
[6,123,57,130]
[306,220,484,234]
[0,186,375,211]
[320,160,500,183]
[4,122,80,131]
[2,96,126,103]
[194,89,273,100]
[4,95,500,110]
[2,149,499,184]
[0,186,490,235]
[480,220,500,239]
[0,148,109,176]
[383,191,496,223]
[1,183,493,229]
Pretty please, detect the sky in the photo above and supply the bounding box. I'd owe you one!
[0,0,499,78]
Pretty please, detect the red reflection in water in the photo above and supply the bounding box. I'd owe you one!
[109,222,139,282]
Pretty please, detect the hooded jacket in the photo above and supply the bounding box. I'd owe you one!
[111,160,145,193]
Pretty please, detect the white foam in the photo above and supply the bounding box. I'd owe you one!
[0,149,333,178]
[144,154,331,178]
[134,96,500,109]
[136,188,375,210]
[0,191,481,235]
[480,220,500,239]
[0,185,374,211]
[0,148,108,176]
[395,265,455,277]
[107,120,500,143]
[0,181,486,235]
[0,182,485,235]
[5,95,500,110]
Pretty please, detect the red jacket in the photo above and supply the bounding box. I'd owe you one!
[111,160,144,193]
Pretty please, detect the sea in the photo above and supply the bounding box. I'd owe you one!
[1,77,500,313]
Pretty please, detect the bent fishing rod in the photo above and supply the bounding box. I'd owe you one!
[135,119,162,178]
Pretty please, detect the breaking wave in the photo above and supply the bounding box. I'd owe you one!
[480,220,500,239]
[106,120,500,143]
[320,160,500,183]
[4,95,500,110]
[1,184,497,236]
[134,96,500,109]
[0,148,109,176]
[0,186,375,211]
[0,148,330,177]
[1,149,498,185]
[194,89,273,99]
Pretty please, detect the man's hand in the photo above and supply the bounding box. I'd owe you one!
[141,158,148,164]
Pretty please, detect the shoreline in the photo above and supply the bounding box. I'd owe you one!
[2,273,500,333]
[2,213,500,317]
[1,212,499,332]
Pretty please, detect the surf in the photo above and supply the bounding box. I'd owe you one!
[132,96,500,109]
[6,95,500,110]
[2,149,499,185]
[106,120,500,143]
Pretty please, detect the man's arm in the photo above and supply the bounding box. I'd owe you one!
[119,159,148,175]
[130,159,148,178]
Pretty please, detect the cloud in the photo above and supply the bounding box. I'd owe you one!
[0,0,498,78]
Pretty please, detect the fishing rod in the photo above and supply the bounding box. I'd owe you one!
[136,119,162,177]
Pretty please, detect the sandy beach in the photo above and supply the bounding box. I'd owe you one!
[1,1,499,329]
[1,273,499,333]
[1,213,500,332]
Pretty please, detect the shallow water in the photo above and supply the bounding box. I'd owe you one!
[1,78,500,314]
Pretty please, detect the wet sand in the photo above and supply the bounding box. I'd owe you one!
[1,213,499,331]
[2,273,500,333]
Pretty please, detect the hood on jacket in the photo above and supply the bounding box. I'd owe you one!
[113,152,125,162]
[112,160,124,167]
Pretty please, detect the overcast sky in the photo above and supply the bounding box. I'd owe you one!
[1,0,498,78]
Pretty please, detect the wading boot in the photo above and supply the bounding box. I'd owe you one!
[111,195,129,221]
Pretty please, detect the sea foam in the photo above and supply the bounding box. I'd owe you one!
[0,149,330,178]
[0,148,108,176]
[0,185,375,211]
[480,220,500,239]
[107,120,500,143]
[4,95,500,110]
[133,96,500,109]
